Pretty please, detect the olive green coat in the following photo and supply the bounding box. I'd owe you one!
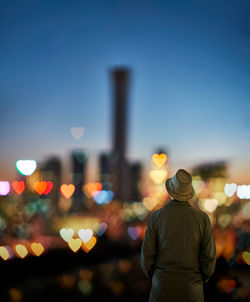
[140,199,216,302]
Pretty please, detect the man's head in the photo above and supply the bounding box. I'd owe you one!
[165,169,194,201]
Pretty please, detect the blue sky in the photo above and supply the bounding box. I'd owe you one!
[1,0,250,181]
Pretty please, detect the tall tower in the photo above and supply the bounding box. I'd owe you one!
[111,68,131,201]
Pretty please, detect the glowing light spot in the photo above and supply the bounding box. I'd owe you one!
[204,199,218,213]
[78,229,93,243]
[224,183,237,197]
[0,181,10,196]
[60,184,75,199]
[237,185,250,199]
[12,181,25,195]
[60,228,74,242]
[93,190,114,204]
[68,238,82,252]
[70,126,85,140]
[127,226,142,240]
[31,242,44,256]
[152,153,167,167]
[16,160,37,176]
[82,236,97,253]
[0,246,10,260]
[242,251,250,265]
[149,170,168,184]
[83,182,102,198]
[15,244,28,258]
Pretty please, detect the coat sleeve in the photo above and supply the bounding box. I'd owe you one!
[199,213,217,283]
[140,212,158,280]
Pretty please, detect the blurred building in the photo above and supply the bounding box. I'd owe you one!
[192,161,228,180]
[42,157,62,206]
[99,153,112,191]
[99,67,142,202]
[71,150,87,211]
[129,162,142,201]
[110,68,131,201]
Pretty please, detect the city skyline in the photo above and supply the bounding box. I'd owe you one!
[1,0,250,183]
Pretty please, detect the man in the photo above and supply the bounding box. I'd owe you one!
[140,169,216,302]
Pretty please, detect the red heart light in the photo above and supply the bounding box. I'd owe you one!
[43,181,53,195]
[12,181,25,195]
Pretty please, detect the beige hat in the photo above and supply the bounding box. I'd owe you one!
[166,169,194,201]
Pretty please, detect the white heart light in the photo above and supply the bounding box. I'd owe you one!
[224,183,237,197]
[60,228,74,242]
[16,160,37,176]
[70,127,85,140]
[78,229,93,243]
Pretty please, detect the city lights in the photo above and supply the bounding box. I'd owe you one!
[78,228,93,243]
[70,126,85,140]
[0,181,10,196]
[60,184,75,199]
[16,160,37,176]
[60,228,74,242]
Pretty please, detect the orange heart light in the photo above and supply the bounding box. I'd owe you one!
[83,182,102,198]
[0,246,10,260]
[12,181,25,195]
[31,242,44,256]
[15,244,28,258]
[82,236,97,253]
[68,238,82,252]
[152,153,167,168]
[242,251,250,265]
[60,184,75,199]
[34,181,47,195]
[149,170,168,184]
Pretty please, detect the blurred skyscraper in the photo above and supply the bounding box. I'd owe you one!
[42,157,62,207]
[110,68,131,201]
[71,150,87,211]
[99,68,142,202]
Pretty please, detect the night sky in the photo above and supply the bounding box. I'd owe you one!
[1,0,250,182]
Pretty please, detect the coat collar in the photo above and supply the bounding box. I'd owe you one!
[166,199,192,207]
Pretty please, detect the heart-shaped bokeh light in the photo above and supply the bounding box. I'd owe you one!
[83,182,102,198]
[15,244,28,258]
[82,236,97,253]
[224,183,237,197]
[149,170,168,184]
[60,184,75,199]
[0,181,10,196]
[31,242,44,256]
[127,226,142,240]
[12,181,25,195]
[78,229,93,243]
[152,153,167,168]
[60,228,74,242]
[93,190,114,205]
[242,251,250,265]
[70,127,85,140]
[16,160,37,176]
[68,238,82,252]
[0,246,10,260]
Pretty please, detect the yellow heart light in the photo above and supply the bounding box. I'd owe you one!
[68,238,82,252]
[15,244,28,258]
[152,153,167,168]
[149,170,168,184]
[31,242,44,256]
[242,251,250,265]
[60,184,75,199]
[0,246,10,260]
[82,236,97,253]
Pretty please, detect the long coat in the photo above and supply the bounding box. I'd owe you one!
[140,199,216,302]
